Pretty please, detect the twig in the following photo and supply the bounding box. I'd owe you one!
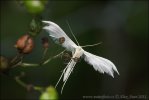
[20,50,66,67]
[34,86,44,92]
[20,63,39,67]
[10,53,24,67]
[40,48,49,64]
[15,74,44,92]
[15,76,26,88]
[43,50,66,65]
[42,48,48,60]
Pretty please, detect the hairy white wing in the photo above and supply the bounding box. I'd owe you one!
[61,59,76,94]
[42,21,77,52]
[83,51,119,77]
[63,59,76,82]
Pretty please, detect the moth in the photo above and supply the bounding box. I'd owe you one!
[42,20,119,93]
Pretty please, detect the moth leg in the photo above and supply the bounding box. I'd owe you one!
[55,59,73,88]
[61,60,76,94]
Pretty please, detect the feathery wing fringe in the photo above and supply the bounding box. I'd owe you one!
[83,51,119,77]
[61,59,76,93]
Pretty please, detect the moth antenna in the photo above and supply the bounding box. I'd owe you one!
[81,42,102,48]
[66,20,80,46]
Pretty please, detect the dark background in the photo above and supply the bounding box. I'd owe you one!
[0,0,148,99]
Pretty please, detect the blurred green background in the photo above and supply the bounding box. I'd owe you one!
[0,0,148,99]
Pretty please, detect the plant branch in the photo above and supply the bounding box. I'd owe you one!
[43,49,66,65]
[20,50,66,67]
[15,74,44,92]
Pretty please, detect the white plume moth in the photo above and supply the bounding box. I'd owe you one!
[42,20,119,94]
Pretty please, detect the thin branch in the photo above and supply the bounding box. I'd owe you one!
[21,63,39,67]
[43,49,66,65]
[15,75,44,92]
[10,53,24,66]
[42,48,48,60]
[20,50,66,67]
[33,86,44,92]
[15,76,26,88]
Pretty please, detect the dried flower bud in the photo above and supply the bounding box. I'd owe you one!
[0,56,9,72]
[59,37,65,44]
[15,34,34,54]
[42,37,49,48]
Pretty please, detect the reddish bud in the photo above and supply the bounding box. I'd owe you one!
[41,37,49,48]
[15,34,34,54]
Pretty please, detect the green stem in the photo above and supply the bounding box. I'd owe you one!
[20,50,66,67]
[21,63,39,67]
[40,48,48,64]
[10,53,24,67]
[43,50,65,65]
[34,86,44,92]
[42,48,48,59]
[15,76,44,92]
[15,76,27,88]
[10,53,21,64]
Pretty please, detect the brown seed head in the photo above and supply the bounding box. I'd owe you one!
[15,34,34,54]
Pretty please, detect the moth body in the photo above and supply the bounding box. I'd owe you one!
[72,46,84,59]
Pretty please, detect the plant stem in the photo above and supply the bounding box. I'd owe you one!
[10,53,24,67]
[43,50,65,65]
[15,75,44,92]
[42,48,48,59]
[34,86,44,92]
[40,48,48,64]
[20,50,66,67]
[21,63,39,67]
[15,76,27,88]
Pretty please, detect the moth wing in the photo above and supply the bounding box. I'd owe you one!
[42,21,77,52]
[83,51,119,77]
